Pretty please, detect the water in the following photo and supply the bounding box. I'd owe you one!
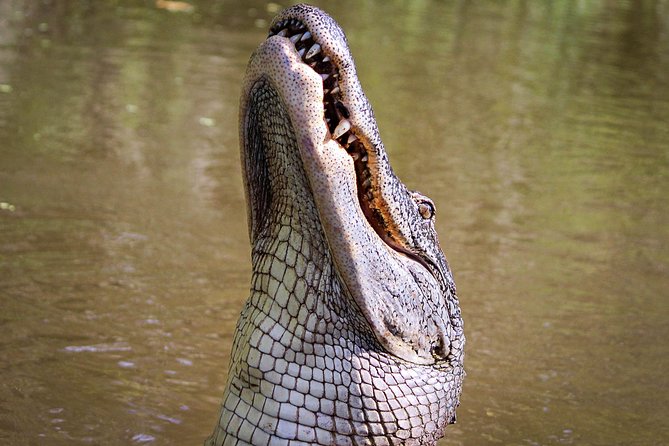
[1,1,667,445]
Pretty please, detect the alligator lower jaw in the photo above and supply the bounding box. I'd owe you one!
[267,22,386,247]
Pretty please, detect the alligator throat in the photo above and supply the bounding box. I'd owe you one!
[206,5,464,446]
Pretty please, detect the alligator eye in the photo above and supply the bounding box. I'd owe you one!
[418,201,435,220]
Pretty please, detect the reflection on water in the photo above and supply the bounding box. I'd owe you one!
[0,1,667,445]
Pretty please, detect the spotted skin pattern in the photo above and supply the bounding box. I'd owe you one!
[206,5,464,446]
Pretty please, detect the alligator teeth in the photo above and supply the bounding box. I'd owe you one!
[330,86,340,95]
[322,56,330,62]
[362,177,372,190]
[305,43,321,59]
[289,33,302,43]
[332,119,351,140]
[277,28,288,37]
[335,101,350,118]
[298,47,306,58]
[300,31,312,41]
[321,73,330,81]
[347,134,358,144]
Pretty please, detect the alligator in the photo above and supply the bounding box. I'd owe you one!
[206,5,464,445]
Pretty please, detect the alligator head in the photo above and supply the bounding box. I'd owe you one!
[207,4,464,445]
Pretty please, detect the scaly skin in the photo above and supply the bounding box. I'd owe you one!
[206,5,464,445]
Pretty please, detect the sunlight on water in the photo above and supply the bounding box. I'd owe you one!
[0,1,667,445]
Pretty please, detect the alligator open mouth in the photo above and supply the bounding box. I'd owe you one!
[268,20,424,270]
[269,20,357,147]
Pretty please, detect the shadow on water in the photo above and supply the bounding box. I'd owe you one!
[0,1,667,445]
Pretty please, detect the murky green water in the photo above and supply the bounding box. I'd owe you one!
[1,1,667,445]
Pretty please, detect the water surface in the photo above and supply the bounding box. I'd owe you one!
[1,1,667,445]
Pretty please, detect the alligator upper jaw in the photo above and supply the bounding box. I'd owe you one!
[240,6,455,366]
